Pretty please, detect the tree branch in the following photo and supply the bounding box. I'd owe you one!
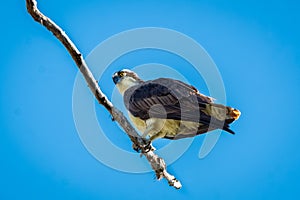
[26,0,182,189]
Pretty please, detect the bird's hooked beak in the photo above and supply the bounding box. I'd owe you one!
[112,73,120,84]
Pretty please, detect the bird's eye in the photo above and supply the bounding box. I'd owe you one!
[119,72,125,77]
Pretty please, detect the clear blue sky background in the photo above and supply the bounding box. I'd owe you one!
[1,0,300,199]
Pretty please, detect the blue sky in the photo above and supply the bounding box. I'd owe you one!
[1,0,300,199]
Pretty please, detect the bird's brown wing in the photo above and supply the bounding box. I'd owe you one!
[123,78,234,137]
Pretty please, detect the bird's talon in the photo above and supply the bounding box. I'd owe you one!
[132,144,141,152]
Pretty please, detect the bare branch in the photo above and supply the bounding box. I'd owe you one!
[26,0,182,189]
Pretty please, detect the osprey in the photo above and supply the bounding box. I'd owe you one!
[112,69,241,141]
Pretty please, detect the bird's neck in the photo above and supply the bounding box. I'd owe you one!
[117,78,143,95]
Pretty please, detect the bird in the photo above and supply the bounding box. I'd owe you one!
[112,69,241,142]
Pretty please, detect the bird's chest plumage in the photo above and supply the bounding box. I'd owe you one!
[128,112,199,139]
[128,113,147,133]
[129,113,179,137]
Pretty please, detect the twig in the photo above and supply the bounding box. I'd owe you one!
[25,0,182,189]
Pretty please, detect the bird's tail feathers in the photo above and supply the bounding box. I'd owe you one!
[222,124,235,134]
[225,107,241,124]
[205,103,241,123]
[202,103,241,134]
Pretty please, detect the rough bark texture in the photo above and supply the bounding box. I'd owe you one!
[26,0,182,189]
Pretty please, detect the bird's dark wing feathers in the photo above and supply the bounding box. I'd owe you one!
[124,78,234,136]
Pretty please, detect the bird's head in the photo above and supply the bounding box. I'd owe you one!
[112,69,143,95]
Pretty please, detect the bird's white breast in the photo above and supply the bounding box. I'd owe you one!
[128,113,200,139]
